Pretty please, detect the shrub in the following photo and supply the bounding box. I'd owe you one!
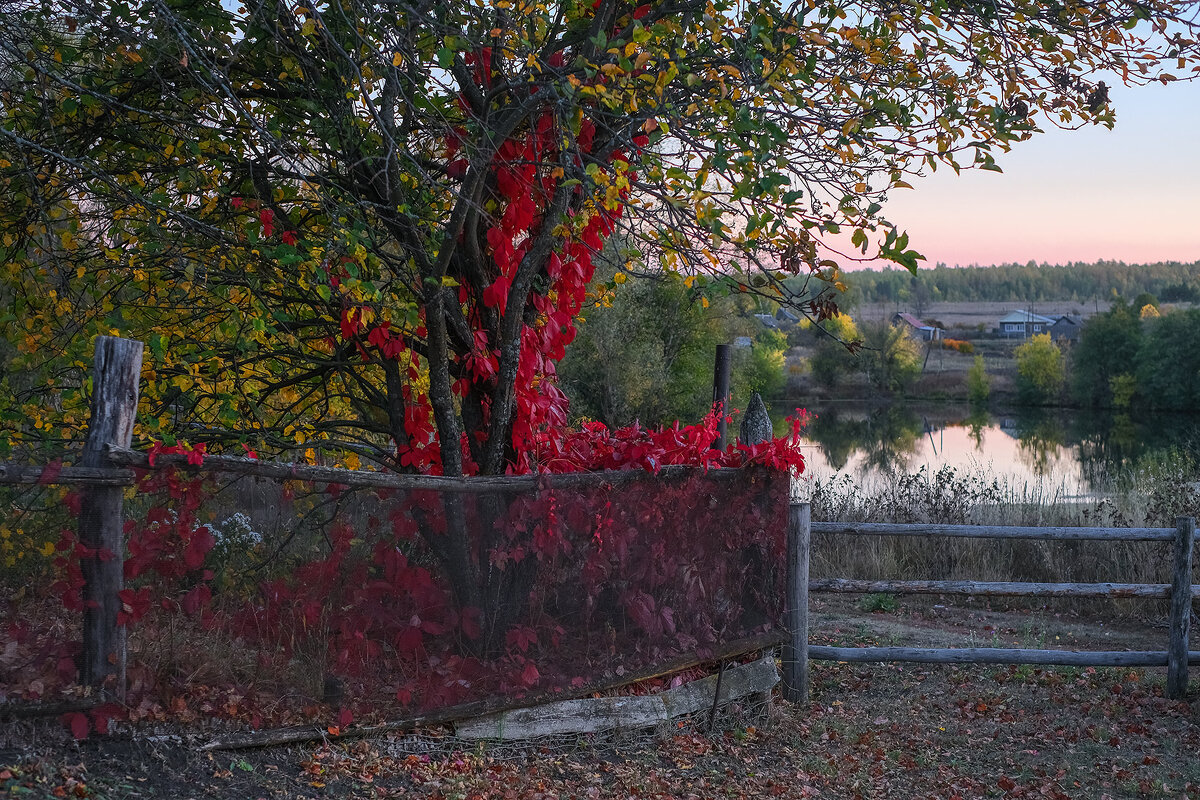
[943,338,974,354]
[967,355,990,406]
[1015,334,1064,405]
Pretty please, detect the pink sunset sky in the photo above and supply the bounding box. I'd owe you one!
[860,77,1200,269]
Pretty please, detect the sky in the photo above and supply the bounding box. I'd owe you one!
[867,77,1200,269]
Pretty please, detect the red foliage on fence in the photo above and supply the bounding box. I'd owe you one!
[2,430,796,734]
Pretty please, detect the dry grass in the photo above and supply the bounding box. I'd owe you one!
[803,455,1200,618]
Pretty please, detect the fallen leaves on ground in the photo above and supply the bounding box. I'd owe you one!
[5,660,1200,798]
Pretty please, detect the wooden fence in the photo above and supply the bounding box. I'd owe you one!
[779,504,1199,702]
[5,336,1197,715]
[1,336,777,708]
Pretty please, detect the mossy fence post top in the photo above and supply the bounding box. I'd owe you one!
[78,336,144,694]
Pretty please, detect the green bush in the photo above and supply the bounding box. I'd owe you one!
[1015,334,1064,405]
[967,355,990,406]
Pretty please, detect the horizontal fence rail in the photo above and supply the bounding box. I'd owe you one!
[105,446,747,493]
[809,578,1195,600]
[807,647,1200,668]
[784,507,1197,702]
[811,521,1178,542]
[0,464,135,486]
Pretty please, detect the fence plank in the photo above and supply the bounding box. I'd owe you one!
[454,653,778,740]
[1168,516,1196,699]
[782,502,810,703]
[808,646,1200,667]
[199,630,786,751]
[107,446,745,493]
[811,521,1176,542]
[810,578,1183,599]
[78,336,143,695]
[0,464,134,486]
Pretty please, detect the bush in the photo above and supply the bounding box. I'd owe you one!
[1015,334,1064,405]
[943,338,974,354]
[967,355,990,406]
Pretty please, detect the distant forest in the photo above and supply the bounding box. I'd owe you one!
[843,261,1200,305]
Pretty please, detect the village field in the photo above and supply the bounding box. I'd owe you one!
[851,301,1113,333]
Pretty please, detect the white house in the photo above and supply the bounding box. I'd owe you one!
[997,310,1055,339]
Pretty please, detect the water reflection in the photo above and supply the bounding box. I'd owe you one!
[784,402,1200,496]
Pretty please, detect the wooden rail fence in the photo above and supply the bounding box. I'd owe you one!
[779,504,1198,702]
[6,337,1197,710]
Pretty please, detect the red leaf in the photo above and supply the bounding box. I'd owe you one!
[338,708,353,727]
[259,208,275,237]
[63,712,89,740]
[184,527,215,570]
[38,459,63,485]
[633,4,650,18]
[181,583,211,615]
[520,660,539,687]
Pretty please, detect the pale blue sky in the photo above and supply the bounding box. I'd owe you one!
[878,78,1200,268]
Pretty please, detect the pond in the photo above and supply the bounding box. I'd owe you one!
[777,401,1200,498]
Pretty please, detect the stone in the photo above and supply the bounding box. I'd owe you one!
[739,392,773,446]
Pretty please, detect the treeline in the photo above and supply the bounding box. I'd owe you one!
[1011,299,1200,412]
[1071,301,1200,412]
[844,261,1200,305]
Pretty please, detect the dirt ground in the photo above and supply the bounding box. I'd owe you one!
[4,599,1198,799]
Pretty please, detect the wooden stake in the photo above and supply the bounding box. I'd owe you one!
[1167,516,1195,699]
[711,344,731,450]
[78,336,143,695]
[782,502,810,703]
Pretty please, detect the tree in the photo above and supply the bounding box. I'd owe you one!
[860,323,922,393]
[808,312,860,388]
[2,0,1198,473]
[1136,308,1200,411]
[1071,302,1143,407]
[1015,333,1064,405]
[967,355,990,407]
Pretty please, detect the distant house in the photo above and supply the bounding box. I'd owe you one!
[753,313,780,330]
[891,311,943,341]
[1048,315,1082,343]
[774,307,801,326]
[997,310,1055,339]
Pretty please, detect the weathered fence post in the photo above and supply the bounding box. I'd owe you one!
[1167,515,1195,699]
[710,344,731,450]
[78,336,144,696]
[782,501,810,703]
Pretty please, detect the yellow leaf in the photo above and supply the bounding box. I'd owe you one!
[613,272,627,284]
[392,52,403,66]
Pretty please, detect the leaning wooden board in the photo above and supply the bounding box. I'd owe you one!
[455,653,778,740]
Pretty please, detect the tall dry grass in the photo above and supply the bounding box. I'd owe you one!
[800,451,1200,616]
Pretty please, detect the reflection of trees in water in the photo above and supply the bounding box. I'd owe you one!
[801,401,1200,489]
[1012,409,1067,477]
[1071,410,1199,486]
[1010,408,1200,488]
[805,405,923,474]
[966,408,989,450]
